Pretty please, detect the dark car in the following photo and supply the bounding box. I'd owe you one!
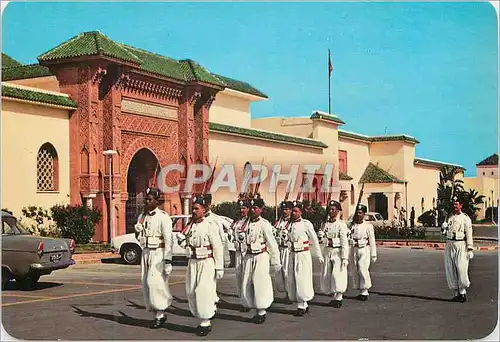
[1,210,76,289]
[418,210,436,227]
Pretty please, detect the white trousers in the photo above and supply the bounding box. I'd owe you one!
[235,250,244,297]
[320,247,348,295]
[241,252,274,310]
[141,247,172,312]
[444,241,471,291]
[186,258,217,320]
[286,250,314,303]
[273,247,291,293]
[349,246,372,291]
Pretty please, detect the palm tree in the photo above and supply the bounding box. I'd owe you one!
[436,166,464,222]
[462,188,485,220]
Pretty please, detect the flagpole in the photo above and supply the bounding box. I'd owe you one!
[328,49,331,114]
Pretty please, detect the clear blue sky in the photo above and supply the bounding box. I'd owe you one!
[2,2,498,176]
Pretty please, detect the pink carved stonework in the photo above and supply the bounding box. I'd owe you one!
[43,58,223,242]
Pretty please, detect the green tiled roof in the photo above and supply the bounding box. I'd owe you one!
[2,84,77,108]
[338,130,419,144]
[371,134,419,144]
[209,122,328,149]
[359,162,404,184]
[414,157,465,171]
[213,74,268,98]
[310,111,345,125]
[2,64,53,81]
[38,31,142,64]
[339,172,353,181]
[2,53,22,68]
[476,154,498,166]
[338,130,371,142]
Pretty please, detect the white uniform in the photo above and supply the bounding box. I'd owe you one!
[349,221,377,294]
[232,216,249,297]
[206,211,231,265]
[183,219,224,324]
[136,208,174,314]
[240,217,280,314]
[443,212,473,294]
[273,217,292,293]
[286,218,322,309]
[320,219,349,299]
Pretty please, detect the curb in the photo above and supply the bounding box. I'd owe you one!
[72,252,117,264]
[376,240,498,251]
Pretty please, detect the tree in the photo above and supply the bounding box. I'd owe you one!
[461,188,485,221]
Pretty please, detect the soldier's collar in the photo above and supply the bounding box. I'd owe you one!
[148,208,158,216]
[328,218,337,223]
[293,218,302,223]
[194,217,204,224]
[250,216,261,223]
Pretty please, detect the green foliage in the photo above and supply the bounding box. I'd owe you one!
[436,166,485,221]
[302,200,327,231]
[50,204,102,244]
[212,201,277,223]
[374,221,426,240]
[19,206,59,237]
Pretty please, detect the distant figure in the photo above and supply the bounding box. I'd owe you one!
[393,206,399,222]
[410,207,415,228]
[400,207,407,227]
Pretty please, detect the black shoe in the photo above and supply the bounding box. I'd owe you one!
[284,296,293,305]
[252,314,266,324]
[294,307,309,317]
[239,305,250,312]
[329,300,342,308]
[197,325,211,337]
[451,295,461,302]
[356,294,368,301]
[455,294,467,303]
[151,316,167,329]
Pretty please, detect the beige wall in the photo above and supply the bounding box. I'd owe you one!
[210,89,260,128]
[6,76,60,93]
[477,165,498,179]
[408,165,440,217]
[251,117,313,138]
[368,141,415,182]
[463,174,499,219]
[209,131,328,207]
[1,100,70,216]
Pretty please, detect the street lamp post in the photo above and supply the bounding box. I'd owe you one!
[103,150,118,242]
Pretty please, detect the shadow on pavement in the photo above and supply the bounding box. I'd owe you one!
[4,281,63,292]
[101,257,124,264]
[71,305,197,334]
[370,291,453,302]
[125,299,146,310]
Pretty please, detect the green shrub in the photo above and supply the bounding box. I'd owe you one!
[50,204,102,244]
[212,201,277,223]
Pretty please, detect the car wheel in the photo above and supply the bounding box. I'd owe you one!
[2,268,12,289]
[121,245,142,265]
[16,275,40,290]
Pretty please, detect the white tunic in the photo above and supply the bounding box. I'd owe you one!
[273,217,292,293]
[349,222,376,291]
[443,212,473,290]
[137,208,174,312]
[206,211,231,265]
[286,218,322,303]
[183,219,224,320]
[231,216,249,297]
[240,217,280,310]
[320,219,349,294]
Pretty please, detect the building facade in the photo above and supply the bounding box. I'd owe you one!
[2,31,494,242]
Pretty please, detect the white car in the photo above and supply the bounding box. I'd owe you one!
[111,214,234,265]
[347,212,390,227]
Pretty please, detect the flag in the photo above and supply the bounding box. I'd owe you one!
[328,49,333,76]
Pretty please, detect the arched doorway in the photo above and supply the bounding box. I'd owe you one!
[125,148,160,233]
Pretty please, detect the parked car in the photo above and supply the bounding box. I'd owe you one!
[1,210,76,289]
[347,212,391,228]
[418,210,437,227]
[111,214,234,265]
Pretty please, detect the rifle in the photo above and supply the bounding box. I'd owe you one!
[349,182,365,229]
[319,176,334,232]
[240,157,265,234]
[274,190,291,229]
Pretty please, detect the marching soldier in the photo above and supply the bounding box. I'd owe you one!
[240,197,281,324]
[319,200,349,308]
[203,194,231,304]
[134,187,174,329]
[232,194,251,311]
[349,204,377,301]
[441,195,474,302]
[273,200,293,303]
[176,194,224,336]
[286,201,323,316]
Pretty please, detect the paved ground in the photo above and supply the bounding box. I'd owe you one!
[1,248,498,340]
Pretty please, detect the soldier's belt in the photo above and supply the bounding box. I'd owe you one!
[146,242,165,249]
[326,239,341,248]
[351,238,369,248]
[447,238,465,241]
[247,243,267,255]
[292,240,310,252]
[190,245,213,259]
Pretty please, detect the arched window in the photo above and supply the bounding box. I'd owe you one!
[351,184,355,205]
[37,143,58,191]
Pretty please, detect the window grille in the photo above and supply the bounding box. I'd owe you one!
[37,144,57,191]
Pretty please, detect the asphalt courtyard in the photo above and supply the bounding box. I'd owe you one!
[1,248,498,340]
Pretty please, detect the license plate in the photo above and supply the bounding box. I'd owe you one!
[50,253,62,262]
